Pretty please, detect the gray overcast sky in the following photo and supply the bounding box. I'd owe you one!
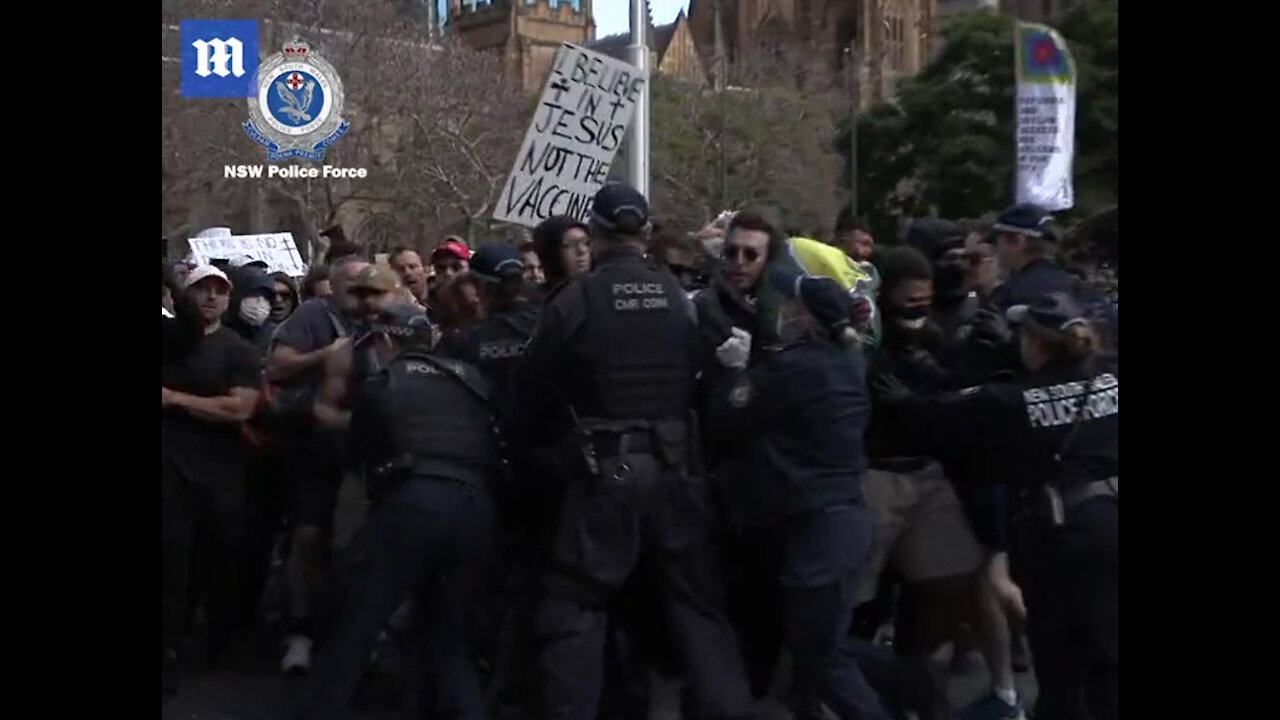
[595,0,690,38]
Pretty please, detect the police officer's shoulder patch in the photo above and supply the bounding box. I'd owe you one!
[728,378,754,408]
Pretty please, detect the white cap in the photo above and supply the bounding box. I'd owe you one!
[185,264,232,289]
[195,227,233,239]
[230,254,268,268]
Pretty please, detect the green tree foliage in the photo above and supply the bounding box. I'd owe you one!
[625,76,840,236]
[836,0,1117,239]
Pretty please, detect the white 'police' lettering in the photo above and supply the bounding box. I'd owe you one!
[611,281,669,312]
[479,341,528,360]
[405,361,442,376]
[1023,374,1119,428]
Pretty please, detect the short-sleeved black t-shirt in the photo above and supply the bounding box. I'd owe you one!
[270,298,347,390]
[162,325,261,450]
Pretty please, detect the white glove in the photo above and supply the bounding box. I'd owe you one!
[715,327,752,369]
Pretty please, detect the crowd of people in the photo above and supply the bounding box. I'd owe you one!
[162,182,1118,720]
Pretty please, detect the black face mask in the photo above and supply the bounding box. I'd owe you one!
[890,305,930,330]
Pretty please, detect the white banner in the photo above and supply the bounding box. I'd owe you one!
[1015,22,1076,211]
[492,43,648,229]
[187,232,306,277]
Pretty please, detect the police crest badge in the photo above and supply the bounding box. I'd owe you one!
[244,38,350,162]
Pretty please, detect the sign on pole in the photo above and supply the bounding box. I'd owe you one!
[1014,22,1076,211]
[187,232,306,276]
[492,43,648,229]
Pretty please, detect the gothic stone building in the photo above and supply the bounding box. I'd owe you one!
[686,0,940,105]
[448,0,596,93]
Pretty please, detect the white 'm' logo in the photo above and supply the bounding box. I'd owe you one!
[192,37,246,79]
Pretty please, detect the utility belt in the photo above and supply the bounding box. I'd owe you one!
[572,414,694,480]
[370,454,490,494]
[1019,476,1118,527]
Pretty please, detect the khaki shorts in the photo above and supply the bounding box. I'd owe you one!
[856,461,984,603]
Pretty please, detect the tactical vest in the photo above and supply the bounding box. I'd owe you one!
[381,351,499,481]
[570,252,697,420]
[464,305,539,425]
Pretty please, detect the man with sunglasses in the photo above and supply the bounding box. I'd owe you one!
[513,182,757,720]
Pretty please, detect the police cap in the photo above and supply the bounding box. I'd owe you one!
[1007,292,1088,331]
[371,303,434,341]
[989,203,1057,241]
[469,244,525,283]
[591,182,651,234]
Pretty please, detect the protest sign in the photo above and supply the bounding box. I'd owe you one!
[187,232,306,276]
[492,43,648,229]
[1014,22,1076,211]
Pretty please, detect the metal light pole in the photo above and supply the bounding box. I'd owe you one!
[846,43,860,218]
[626,0,650,198]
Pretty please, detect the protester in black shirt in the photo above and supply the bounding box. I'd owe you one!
[162,265,262,698]
[266,255,367,674]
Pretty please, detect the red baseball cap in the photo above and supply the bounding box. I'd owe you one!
[431,240,472,262]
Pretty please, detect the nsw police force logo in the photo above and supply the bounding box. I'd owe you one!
[244,38,350,162]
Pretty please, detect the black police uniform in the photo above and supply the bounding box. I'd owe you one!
[513,222,754,720]
[440,280,551,709]
[292,327,500,720]
[706,333,893,720]
[986,204,1075,312]
[876,296,1118,720]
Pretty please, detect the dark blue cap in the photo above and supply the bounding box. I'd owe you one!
[371,303,433,340]
[469,244,525,283]
[991,203,1056,239]
[1007,292,1087,331]
[590,182,650,232]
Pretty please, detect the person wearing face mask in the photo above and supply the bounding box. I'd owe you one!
[223,265,279,353]
[872,293,1117,720]
[860,246,992,720]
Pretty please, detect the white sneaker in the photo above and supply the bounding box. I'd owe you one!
[281,634,313,676]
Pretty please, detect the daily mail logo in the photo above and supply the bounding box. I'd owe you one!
[180,19,260,98]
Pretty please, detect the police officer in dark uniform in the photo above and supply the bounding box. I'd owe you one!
[439,244,554,709]
[986,204,1075,311]
[875,293,1118,720]
[704,267,893,720]
[292,304,500,720]
[512,182,755,720]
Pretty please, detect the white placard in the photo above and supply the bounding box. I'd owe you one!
[187,232,306,277]
[492,43,648,229]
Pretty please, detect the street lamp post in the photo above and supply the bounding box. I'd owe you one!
[626,0,650,198]
[846,43,860,218]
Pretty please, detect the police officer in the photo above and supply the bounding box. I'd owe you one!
[986,204,1075,311]
[291,304,500,720]
[512,182,755,720]
[438,244,550,709]
[705,257,893,720]
[874,293,1118,720]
